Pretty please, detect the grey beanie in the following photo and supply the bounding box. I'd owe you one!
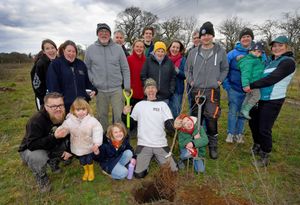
[96,23,111,35]
[144,78,157,90]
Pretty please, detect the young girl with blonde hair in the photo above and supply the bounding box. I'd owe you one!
[55,98,103,181]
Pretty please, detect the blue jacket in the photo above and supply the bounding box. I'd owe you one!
[96,136,133,174]
[47,56,96,112]
[174,57,186,94]
[223,42,250,92]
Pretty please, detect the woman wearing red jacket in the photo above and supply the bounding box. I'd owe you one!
[127,39,146,107]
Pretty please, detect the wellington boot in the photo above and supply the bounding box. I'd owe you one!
[82,165,89,181]
[241,104,252,120]
[87,164,95,181]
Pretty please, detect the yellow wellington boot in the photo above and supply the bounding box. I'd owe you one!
[82,165,89,181]
[87,163,95,181]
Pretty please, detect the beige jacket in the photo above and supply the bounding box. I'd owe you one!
[61,114,103,156]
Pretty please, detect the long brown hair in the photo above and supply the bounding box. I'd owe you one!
[167,40,185,55]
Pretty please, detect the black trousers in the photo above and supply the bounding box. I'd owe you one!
[249,99,284,153]
[190,87,220,136]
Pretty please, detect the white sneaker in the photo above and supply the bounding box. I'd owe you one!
[236,134,245,144]
[225,134,234,143]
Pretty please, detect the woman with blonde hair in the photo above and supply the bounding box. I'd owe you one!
[127,39,146,107]
[248,36,296,167]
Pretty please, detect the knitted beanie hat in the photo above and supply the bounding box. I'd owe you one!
[144,78,157,90]
[96,23,111,35]
[250,41,264,52]
[177,114,195,134]
[239,27,254,40]
[154,41,167,52]
[199,21,215,37]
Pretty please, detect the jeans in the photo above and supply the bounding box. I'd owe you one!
[180,148,205,173]
[111,150,133,179]
[227,88,246,135]
[169,93,183,118]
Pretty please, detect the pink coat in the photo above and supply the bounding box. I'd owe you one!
[61,114,103,156]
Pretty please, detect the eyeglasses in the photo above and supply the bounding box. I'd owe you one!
[46,104,65,110]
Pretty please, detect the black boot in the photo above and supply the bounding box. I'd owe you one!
[251,143,261,156]
[35,168,51,193]
[253,151,270,167]
[208,135,218,159]
[48,158,61,174]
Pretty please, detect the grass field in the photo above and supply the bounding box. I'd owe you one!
[0,63,299,205]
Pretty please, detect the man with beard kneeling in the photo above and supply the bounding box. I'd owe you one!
[18,92,72,192]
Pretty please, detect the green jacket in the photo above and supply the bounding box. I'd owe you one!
[178,123,208,158]
[238,53,265,87]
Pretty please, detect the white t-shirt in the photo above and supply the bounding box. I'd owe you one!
[131,100,173,147]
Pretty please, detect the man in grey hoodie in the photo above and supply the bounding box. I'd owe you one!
[185,21,229,159]
[85,23,130,131]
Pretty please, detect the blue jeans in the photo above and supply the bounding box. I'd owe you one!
[180,148,205,173]
[111,150,133,179]
[227,88,246,135]
[169,93,183,118]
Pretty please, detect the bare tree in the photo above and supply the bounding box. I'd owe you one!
[278,11,300,60]
[218,16,247,52]
[254,20,278,45]
[181,16,199,49]
[159,16,182,45]
[115,7,158,45]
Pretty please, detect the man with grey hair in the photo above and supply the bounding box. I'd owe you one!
[113,30,130,56]
[85,23,131,131]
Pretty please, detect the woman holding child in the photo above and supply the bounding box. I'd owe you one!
[248,36,296,167]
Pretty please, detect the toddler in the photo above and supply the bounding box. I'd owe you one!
[55,98,103,181]
[238,42,265,119]
[174,114,208,173]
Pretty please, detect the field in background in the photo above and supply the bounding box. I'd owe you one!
[0,63,299,205]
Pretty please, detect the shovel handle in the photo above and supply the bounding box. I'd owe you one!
[123,89,133,128]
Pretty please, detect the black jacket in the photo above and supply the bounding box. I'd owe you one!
[18,109,68,152]
[31,54,51,104]
[140,54,176,100]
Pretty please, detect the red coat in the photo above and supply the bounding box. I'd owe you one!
[127,51,146,99]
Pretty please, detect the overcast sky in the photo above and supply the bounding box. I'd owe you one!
[1,0,299,54]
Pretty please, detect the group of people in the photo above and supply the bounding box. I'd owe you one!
[21,20,296,192]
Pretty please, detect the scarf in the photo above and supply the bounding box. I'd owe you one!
[112,140,122,150]
[168,53,182,68]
